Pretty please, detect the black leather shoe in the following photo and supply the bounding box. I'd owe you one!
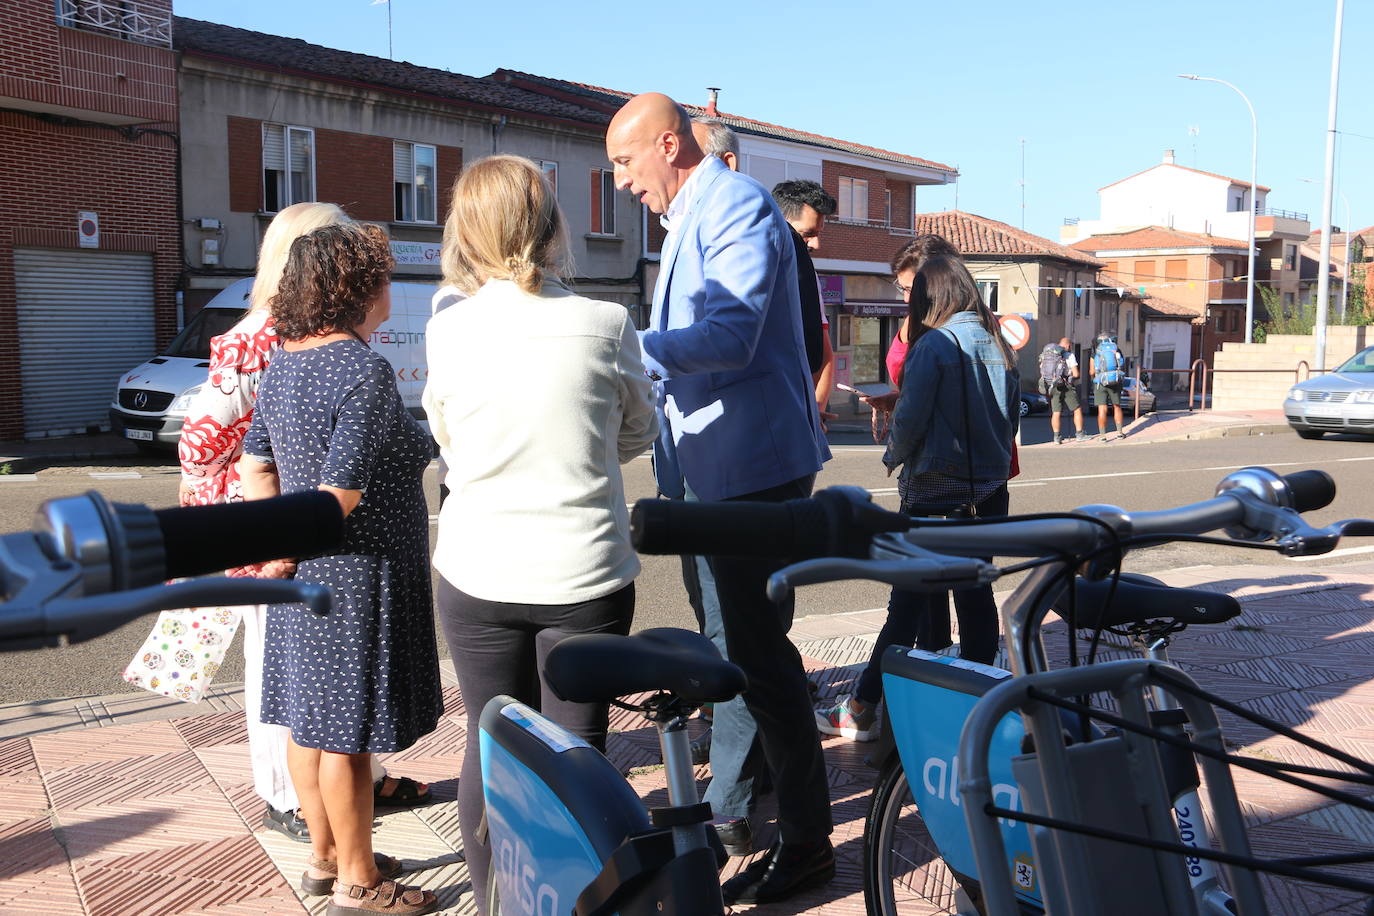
[713,817,752,857]
[721,838,835,904]
[262,804,310,843]
[690,727,712,766]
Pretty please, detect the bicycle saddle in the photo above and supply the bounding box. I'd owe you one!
[1062,575,1242,630]
[544,627,747,705]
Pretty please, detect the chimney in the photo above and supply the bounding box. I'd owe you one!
[705,87,720,118]
[1163,149,1176,165]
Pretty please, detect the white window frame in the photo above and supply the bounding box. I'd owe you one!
[262,124,316,213]
[909,182,918,230]
[590,168,616,236]
[837,176,869,223]
[393,140,438,224]
[884,189,892,228]
[976,278,999,312]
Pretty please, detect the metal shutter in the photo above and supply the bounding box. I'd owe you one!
[13,248,156,437]
[262,123,285,171]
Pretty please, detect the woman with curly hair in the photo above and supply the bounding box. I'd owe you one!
[240,223,440,916]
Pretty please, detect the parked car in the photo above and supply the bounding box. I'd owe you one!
[109,278,439,451]
[1018,391,1048,417]
[1284,345,1374,440]
[1089,376,1156,413]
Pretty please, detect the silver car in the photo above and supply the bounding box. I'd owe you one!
[1284,345,1374,439]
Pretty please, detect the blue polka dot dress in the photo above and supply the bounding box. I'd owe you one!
[244,338,441,754]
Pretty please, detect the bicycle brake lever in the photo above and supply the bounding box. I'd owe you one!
[1329,519,1374,538]
[766,555,999,603]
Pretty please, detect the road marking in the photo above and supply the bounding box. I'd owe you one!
[1337,456,1374,463]
[0,474,38,482]
[1009,481,1046,488]
[1288,545,1374,563]
[1038,470,1156,482]
[90,472,141,479]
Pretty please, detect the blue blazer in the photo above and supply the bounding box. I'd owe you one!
[641,155,830,501]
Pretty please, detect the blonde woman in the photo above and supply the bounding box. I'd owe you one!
[422,155,657,913]
[176,203,428,851]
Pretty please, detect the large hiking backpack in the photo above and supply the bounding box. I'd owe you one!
[1038,344,1069,392]
[1095,340,1124,387]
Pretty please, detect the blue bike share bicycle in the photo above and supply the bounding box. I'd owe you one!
[623,465,1374,915]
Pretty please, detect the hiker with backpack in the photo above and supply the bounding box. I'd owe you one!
[1038,337,1087,444]
[1090,332,1128,440]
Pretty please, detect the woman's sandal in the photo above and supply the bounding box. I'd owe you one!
[301,853,403,896]
[373,776,431,808]
[325,880,437,916]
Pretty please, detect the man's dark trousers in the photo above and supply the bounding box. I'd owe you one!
[705,473,832,843]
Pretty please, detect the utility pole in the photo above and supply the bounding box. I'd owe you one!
[1315,0,1346,372]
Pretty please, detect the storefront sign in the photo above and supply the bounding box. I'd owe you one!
[818,274,845,306]
[390,240,442,268]
[842,302,907,318]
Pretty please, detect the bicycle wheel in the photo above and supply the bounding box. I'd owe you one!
[863,756,980,916]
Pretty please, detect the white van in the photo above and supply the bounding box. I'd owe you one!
[109,278,439,450]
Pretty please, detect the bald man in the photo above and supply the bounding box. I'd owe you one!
[607,93,834,905]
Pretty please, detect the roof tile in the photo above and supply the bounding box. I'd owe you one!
[914,211,1103,267]
[173,18,609,125]
[1070,226,1251,253]
[488,69,957,174]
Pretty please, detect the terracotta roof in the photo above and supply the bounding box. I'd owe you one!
[1069,226,1251,253]
[487,70,957,175]
[1141,292,1201,319]
[1099,163,1271,193]
[912,211,1103,267]
[173,18,609,126]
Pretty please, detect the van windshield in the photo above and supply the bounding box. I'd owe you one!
[165,309,244,360]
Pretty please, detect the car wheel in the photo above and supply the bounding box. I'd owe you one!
[1297,429,1324,440]
[1019,398,1030,418]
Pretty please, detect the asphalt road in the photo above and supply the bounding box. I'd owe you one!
[2,428,1372,703]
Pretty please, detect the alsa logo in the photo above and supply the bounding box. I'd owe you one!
[495,836,560,916]
[923,755,1022,828]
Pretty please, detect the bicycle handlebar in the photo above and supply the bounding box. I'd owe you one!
[0,491,344,647]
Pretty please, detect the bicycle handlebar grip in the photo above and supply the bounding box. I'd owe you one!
[631,498,829,559]
[154,491,345,580]
[1282,470,1336,513]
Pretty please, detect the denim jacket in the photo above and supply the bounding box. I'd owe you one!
[882,310,1020,486]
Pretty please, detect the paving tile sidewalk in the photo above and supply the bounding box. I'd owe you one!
[5,561,1374,915]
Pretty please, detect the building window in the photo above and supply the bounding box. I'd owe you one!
[590,168,616,235]
[1284,244,1296,271]
[1284,291,1295,311]
[976,279,999,312]
[393,141,437,223]
[838,177,868,223]
[1165,259,1187,281]
[1124,308,1133,342]
[539,160,558,193]
[1230,191,1245,212]
[884,189,892,228]
[1083,289,1091,317]
[1135,260,1156,283]
[1103,260,1119,275]
[262,124,314,212]
[909,183,917,229]
[1216,312,1225,331]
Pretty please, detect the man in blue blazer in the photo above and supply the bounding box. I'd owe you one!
[607,93,834,905]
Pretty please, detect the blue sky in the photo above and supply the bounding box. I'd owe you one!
[175,0,1371,243]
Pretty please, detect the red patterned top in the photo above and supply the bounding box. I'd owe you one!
[178,309,277,573]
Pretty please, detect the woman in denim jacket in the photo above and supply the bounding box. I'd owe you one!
[817,253,1019,741]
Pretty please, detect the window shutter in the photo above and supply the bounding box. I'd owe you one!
[262,124,285,170]
[394,141,414,183]
[590,169,602,234]
[288,129,311,173]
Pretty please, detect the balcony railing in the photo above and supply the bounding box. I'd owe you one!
[55,0,172,48]
[1254,207,1308,221]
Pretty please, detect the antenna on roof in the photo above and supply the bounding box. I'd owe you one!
[370,0,392,59]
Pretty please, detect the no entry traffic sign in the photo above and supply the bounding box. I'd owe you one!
[999,314,1030,350]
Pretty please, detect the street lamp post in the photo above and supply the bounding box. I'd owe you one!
[1178,74,1258,344]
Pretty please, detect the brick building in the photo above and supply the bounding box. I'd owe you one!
[173,19,632,313]
[486,72,957,393]
[0,0,179,439]
[1070,226,1253,373]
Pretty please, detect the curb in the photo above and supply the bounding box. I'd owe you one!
[1125,422,1292,445]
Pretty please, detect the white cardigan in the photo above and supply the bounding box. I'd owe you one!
[422,278,658,604]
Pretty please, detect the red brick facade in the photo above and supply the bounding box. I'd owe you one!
[224,120,463,225]
[0,2,178,439]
